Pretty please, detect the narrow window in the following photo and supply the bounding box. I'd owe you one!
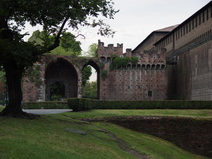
[206,8,209,20]
[148,91,152,97]
[203,11,205,23]
[196,17,198,27]
[192,19,194,29]
[199,14,201,25]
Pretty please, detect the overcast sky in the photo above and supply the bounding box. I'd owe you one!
[74,0,211,52]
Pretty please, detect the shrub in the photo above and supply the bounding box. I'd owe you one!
[67,98,98,111]
[68,99,212,111]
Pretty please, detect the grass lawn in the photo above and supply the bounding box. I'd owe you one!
[0,106,211,159]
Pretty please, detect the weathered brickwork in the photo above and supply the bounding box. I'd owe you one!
[155,1,212,100]
[23,56,84,102]
[22,2,212,101]
[98,40,167,100]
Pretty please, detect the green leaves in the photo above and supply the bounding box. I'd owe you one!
[29,30,82,56]
[82,66,92,86]
[109,55,139,71]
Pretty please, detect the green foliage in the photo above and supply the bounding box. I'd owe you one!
[28,30,54,48]
[101,70,107,80]
[29,31,82,56]
[50,82,65,101]
[84,43,98,57]
[109,55,139,71]
[67,98,97,111]
[67,99,212,111]
[82,66,92,86]
[23,101,68,109]
[60,32,81,53]
[99,62,105,69]
[131,56,139,65]
[82,81,97,99]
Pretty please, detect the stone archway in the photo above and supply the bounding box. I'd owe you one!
[45,58,78,101]
[82,60,100,99]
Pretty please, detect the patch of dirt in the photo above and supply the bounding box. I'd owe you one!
[105,116,212,158]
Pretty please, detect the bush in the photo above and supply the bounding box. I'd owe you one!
[67,98,97,111]
[23,101,68,109]
[67,98,212,111]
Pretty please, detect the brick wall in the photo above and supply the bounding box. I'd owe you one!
[98,41,167,100]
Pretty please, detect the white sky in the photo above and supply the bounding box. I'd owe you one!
[24,0,211,81]
[76,0,211,52]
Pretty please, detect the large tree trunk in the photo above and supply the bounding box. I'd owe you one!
[0,60,25,117]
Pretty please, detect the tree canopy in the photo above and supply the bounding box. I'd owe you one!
[28,31,82,56]
[0,0,118,117]
[84,43,98,57]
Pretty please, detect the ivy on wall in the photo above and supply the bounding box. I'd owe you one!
[109,55,139,71]
[100,70,107,80]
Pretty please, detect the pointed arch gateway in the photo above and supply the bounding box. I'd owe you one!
[82,60,100,99]
[45,58,78,101]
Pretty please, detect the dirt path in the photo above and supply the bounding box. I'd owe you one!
[99,129,149,159]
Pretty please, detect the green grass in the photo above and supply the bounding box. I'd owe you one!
[0,107,211,159]
[66,109,212,119]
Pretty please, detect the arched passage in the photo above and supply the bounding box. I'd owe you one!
[50,81,65,101]
[45,58,78,101]
[82,60,100,99]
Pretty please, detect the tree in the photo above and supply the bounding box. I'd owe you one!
[29,31,82,56]
[82,81,97,99]
[0,0,118,117]
[82,66,92,86]
[84,43,98,57]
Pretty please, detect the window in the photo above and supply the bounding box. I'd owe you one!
[196,17,198,27]
[206,8,209,20]
[148,91,152,97]
[189,22,191,32]
[203,11,205,23]
[192,19,194,29]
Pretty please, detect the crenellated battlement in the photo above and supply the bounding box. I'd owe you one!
[97,40,123,57]
[98,40,166,67]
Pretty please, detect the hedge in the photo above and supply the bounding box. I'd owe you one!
[67,98,212,111]
[23,101,68,109]
[22,99,212,111]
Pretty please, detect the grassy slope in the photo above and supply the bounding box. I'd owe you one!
[0,107,211,159]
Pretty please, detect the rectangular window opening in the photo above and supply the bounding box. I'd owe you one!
[148,91,152,97]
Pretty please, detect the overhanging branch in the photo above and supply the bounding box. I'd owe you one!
[47,17,69,52]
